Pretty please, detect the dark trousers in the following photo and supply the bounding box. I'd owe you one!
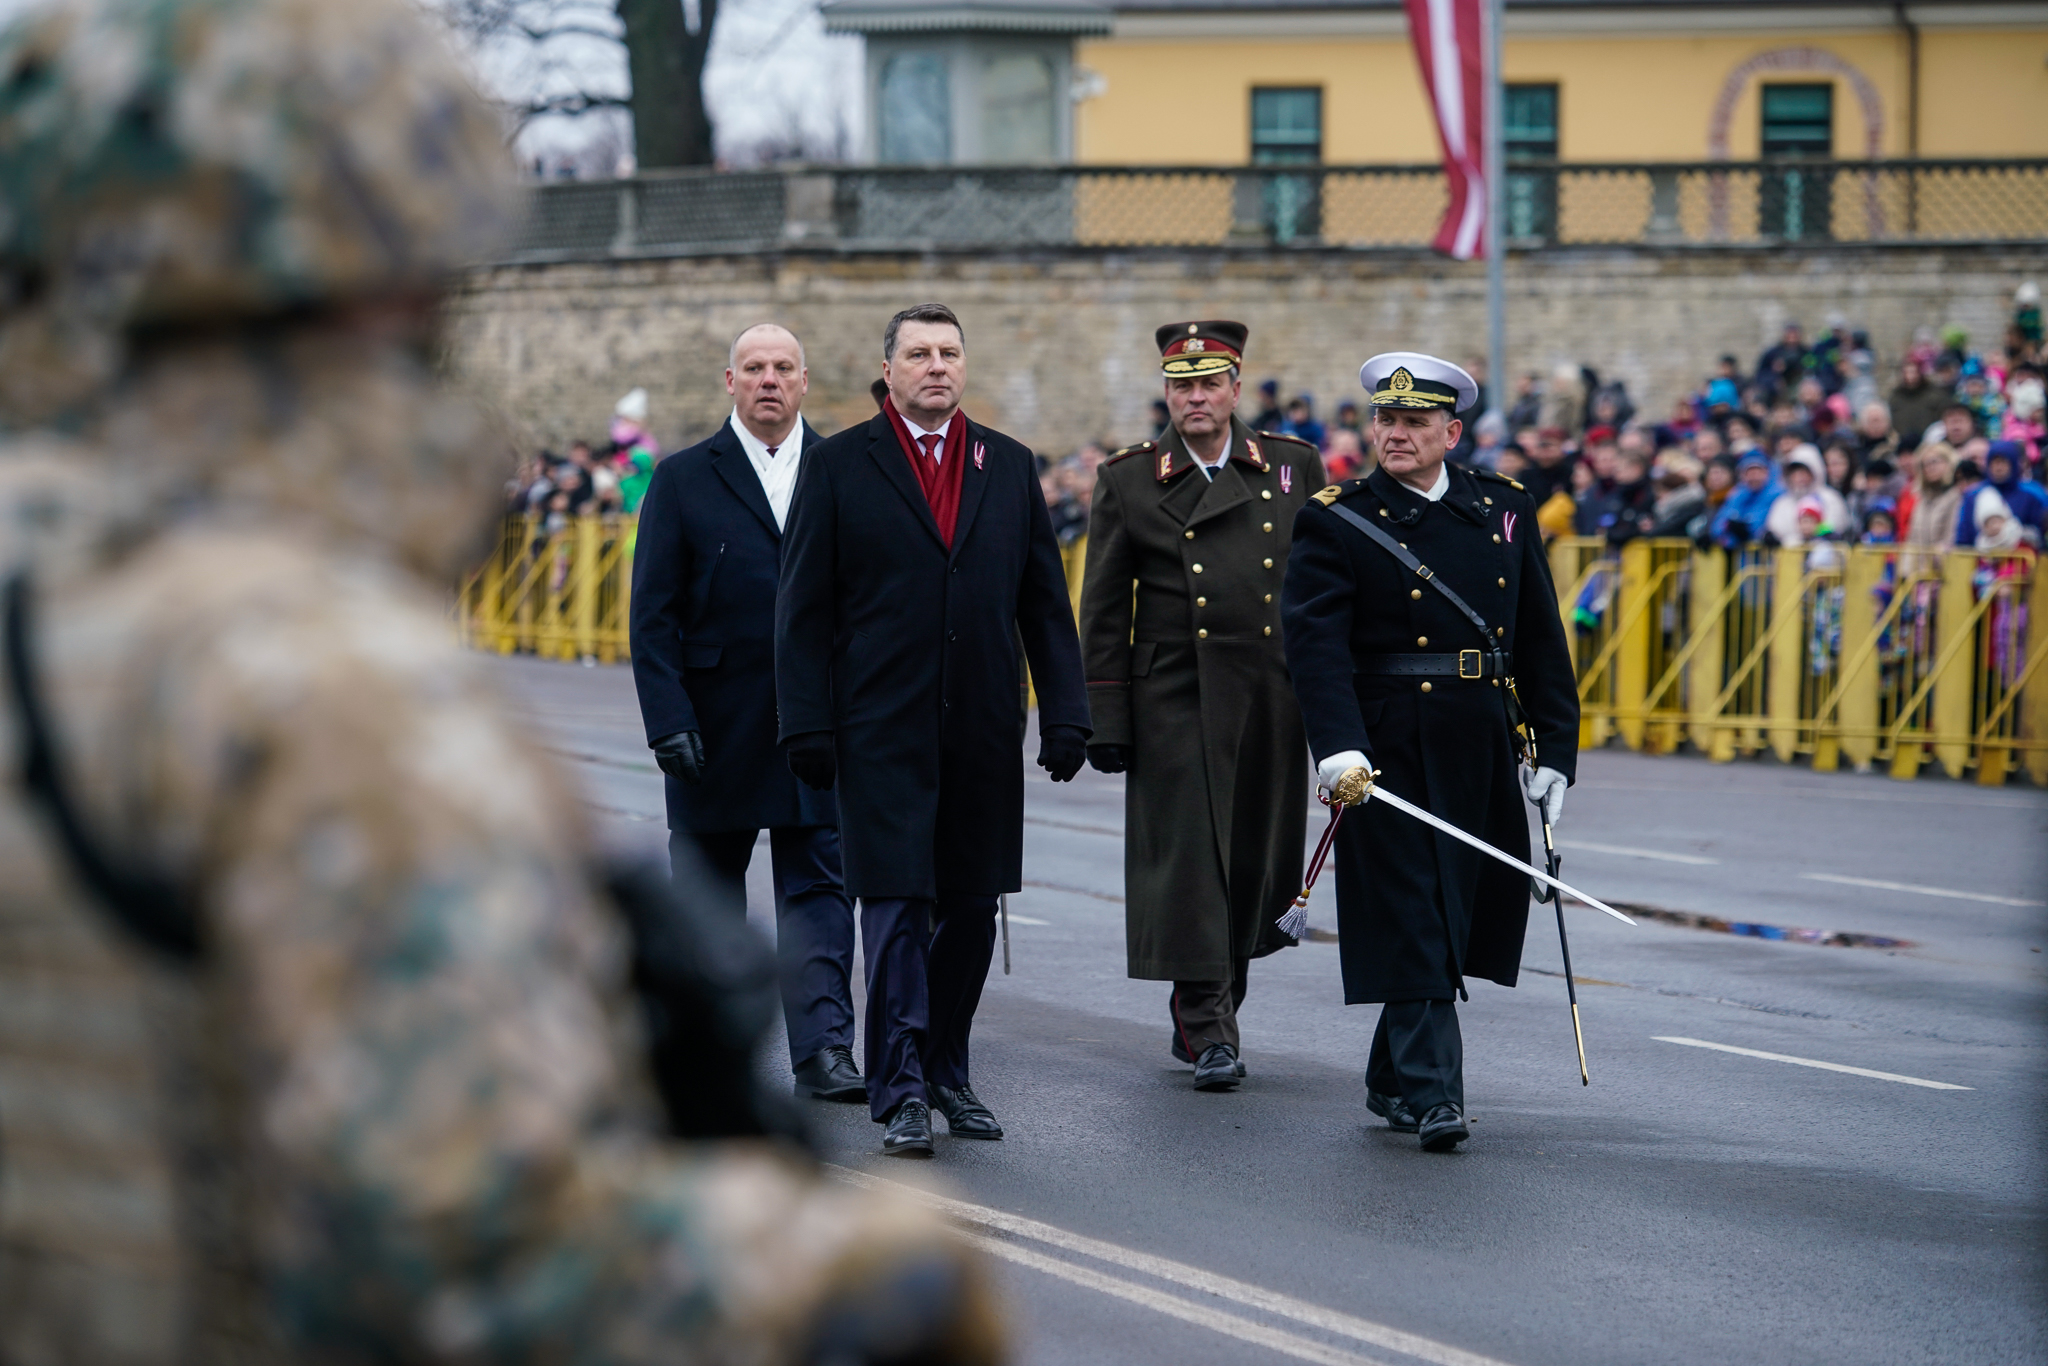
[1171,958,1250,1055]
[1366,999,1464,1114]
[859,892,998,1122]
[672,826,857,1066]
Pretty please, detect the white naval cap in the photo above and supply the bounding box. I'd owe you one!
[1359,352,1479,412]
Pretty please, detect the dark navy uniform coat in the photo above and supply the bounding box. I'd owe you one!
[774,412,1089,899]
[629,420,837,834]
[1281,464,1578,1003]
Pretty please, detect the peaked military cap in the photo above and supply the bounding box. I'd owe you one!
[1360,352,1478,411]
[1158,320,1248,378]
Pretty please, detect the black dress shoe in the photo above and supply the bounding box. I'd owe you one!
[1193,1043,1241,1091]
[1366,1090,1419,1134]
[1173,1031,1248,1076]
[881,1099,934,1157]
[930,1084,1004,1139]
[794,1044,867,1102]
[1417,1103,1470,1153]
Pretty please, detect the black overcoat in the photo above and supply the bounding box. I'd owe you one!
[629,419,837,833]
[1281,464,1578,1003]
[1078,418,1324,979]
[774,412,1090,898]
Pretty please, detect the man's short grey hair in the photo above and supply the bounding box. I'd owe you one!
[884,303,964,361]
[729,322,805,370]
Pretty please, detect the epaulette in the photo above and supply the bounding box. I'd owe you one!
[1474,468,1526,492]
[1256,429,1318,450]
[1310,478,1368,507]
[1103,440,1155,465]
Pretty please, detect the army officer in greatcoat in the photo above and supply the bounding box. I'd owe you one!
[1281,353,1578,1152]
[1079,321,1325,1090]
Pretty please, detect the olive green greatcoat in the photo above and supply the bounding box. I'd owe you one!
[1079,417,1325,980]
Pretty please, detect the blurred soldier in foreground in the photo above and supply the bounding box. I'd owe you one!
[1078,322,1323,1090]
[1282,353,1577,1153]
[0,1,999,1362]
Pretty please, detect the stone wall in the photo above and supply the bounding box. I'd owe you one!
[446,244,2045,456]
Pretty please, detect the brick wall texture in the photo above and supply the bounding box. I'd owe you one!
[447,245,2047,457]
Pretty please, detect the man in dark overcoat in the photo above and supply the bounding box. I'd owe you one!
[1282,352,1578,1153]
[1079,320,1324,1090]
[775,303,1090,1157]
[629,323,866,1104]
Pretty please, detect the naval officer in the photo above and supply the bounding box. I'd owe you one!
[1281,352,1578,1152]
[1078,321,1324,1090]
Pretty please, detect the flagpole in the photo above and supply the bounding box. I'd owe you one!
[1484,0,1506,423]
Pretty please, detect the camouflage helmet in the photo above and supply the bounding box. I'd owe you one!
[0,0,519,351]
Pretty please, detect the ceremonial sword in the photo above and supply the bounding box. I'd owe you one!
[1000,893,1010,974]
[1352,773,1636,927]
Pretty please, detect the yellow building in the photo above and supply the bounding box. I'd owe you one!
[1075,0,2048,165]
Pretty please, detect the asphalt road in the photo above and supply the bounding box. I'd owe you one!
[492,655,2047,1366]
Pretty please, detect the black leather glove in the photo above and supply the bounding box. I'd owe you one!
[785,731,837,790]
[1086,743,1131,774]
[1037,725,1088,783]
[652,730,705,783]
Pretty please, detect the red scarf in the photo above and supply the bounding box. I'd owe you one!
[882,393,967,548]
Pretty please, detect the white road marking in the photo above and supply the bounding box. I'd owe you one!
[1799,873,2043,908]
[1553,839,1717,866]
[1653,1037,1972,1090]
[964,1233,1395,1366]
[834,1167,1519,1366]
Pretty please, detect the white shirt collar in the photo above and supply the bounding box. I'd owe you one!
[901,411,955,461]
[1403,462,1450,502]
[1193,431,1232,480]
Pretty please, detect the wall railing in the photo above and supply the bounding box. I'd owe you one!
[501,159,2048,261]
[461,516,2046,785]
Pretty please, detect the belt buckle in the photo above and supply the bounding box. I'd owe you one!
[1458,649,1482,679]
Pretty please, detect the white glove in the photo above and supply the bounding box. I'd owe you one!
[1317,750,1371,801]
[1521,765,1567,826]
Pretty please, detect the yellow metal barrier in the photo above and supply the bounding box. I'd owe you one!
[1550,536,2046,785]
[462,516,2042,785]
[458,513,637,662]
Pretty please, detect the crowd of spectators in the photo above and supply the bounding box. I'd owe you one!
[1481,283,2045,570]
[1030,283,2044,577]
[507,387,661,530]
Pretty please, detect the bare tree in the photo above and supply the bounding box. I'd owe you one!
[432,0,716,169]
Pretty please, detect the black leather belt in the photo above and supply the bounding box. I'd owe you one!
[1356,649,1513,680]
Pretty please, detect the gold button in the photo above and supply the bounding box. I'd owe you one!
[1263,558,1273,568]
[1262,490,1273,500]
[1193,563,1204,574]
[1420,681,1433,693]
[1263,593,1273,603]
[1497,627,1505,637]
[1184,530,1195,540]
[1196,596,1207,607]
[1263,626,1272,636]
[1498,577,1507,588]
[1417,636,1428,646]
[1410,589,1422,600]
[1198,629,1209,639]
[1492,678,1501,687]
[1379,509,1389,517]
[1263,522,1273,532]
[1484,497,1494,505]
[1492,534,1501,543]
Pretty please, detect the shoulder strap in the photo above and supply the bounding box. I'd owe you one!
[1323,502,1495,645]
[3,569,202,962]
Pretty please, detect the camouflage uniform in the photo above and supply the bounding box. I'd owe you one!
[0,3,1001,1364]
